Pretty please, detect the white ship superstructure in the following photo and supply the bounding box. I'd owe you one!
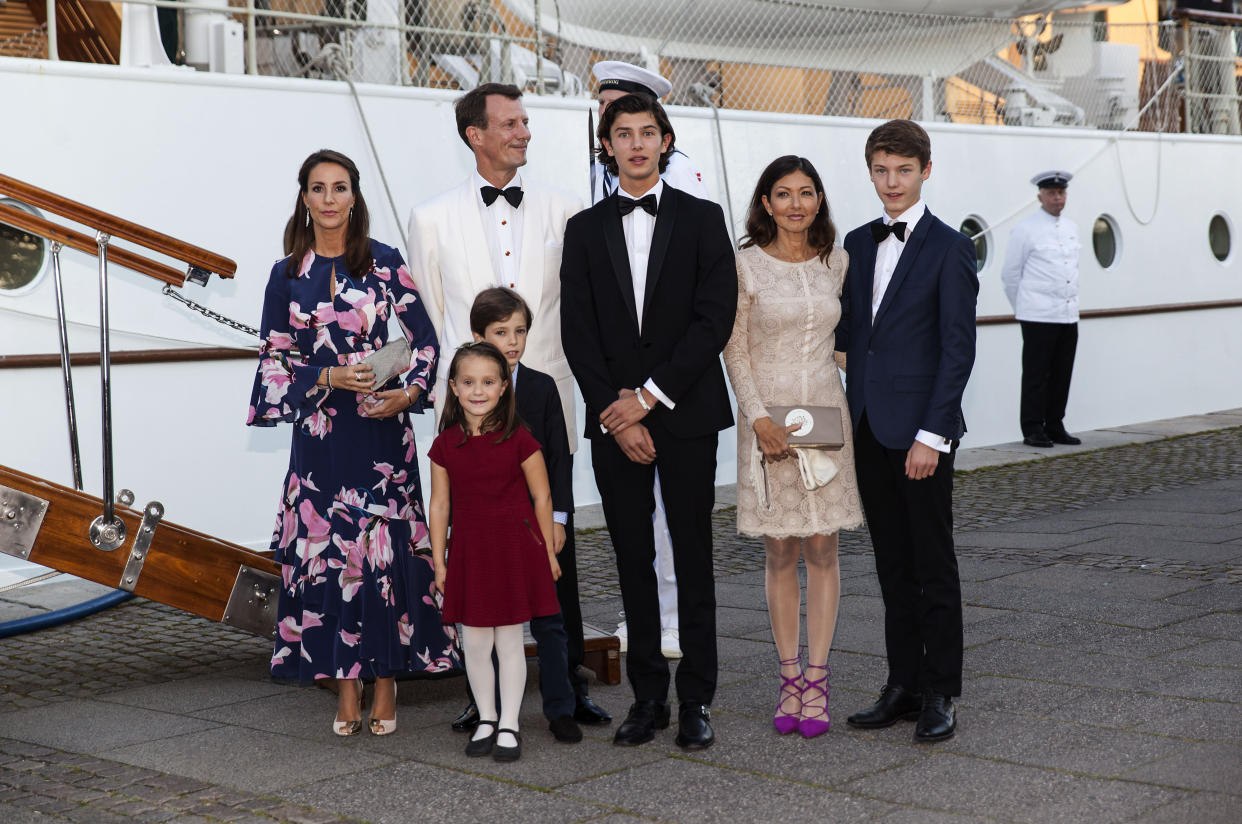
[1,0,1239,556]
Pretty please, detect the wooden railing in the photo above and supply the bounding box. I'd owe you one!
[0,173,236,279]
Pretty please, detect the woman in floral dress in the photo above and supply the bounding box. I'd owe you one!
[247,149,460,736]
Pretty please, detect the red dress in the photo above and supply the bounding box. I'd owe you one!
[428,425,560,626]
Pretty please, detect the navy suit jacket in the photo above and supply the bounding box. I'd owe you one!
[834,209,979,450]
[515,363,573,515]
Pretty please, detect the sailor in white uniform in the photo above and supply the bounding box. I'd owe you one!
[590,60,710,205]
[1001,170,1082,448]
[588,60,713,659]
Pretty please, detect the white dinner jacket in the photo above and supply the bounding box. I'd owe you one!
[408,176,583,448]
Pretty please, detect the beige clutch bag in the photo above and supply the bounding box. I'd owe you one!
[360,338,413,389]
[766,406,845,450]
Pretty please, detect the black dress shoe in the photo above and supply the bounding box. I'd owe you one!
[574,693,612,726]
[915,693,956,742]
[1048,430,1081,445]
[464,721,497,757]
[451,701,480,732]
[846,684,922,729]
[493,728,522,762]
[1023,432,1054,448]
[549,714,583,743]
[674,703,715,750]
[613,700,670,746]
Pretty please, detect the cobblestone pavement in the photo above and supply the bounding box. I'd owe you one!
[1,426,1239,823]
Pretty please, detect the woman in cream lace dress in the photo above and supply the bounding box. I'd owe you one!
[723,156,863,739]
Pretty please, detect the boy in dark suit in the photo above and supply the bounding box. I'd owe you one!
[835,119,978,742]
[465,287,610,741]
[560,93,736,750]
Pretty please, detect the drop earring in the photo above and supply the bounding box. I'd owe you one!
[349,207,353,221]
[305,210,310,227]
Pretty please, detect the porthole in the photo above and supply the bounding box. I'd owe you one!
[958,215,988,273]
[0,199,48,294]
[1092,214,1120,269]
[1209,213,1231,262]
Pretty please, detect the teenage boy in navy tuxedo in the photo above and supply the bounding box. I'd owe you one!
[835,119,978,743]
[560,93,736,750]
[465,286,611,744]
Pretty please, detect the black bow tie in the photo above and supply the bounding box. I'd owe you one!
[481,185,523,208]
[617,194,658,217]
[871,220,908,243]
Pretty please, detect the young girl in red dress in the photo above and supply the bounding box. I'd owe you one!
[429,342,561,762]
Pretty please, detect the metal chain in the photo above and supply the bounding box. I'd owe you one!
[162,284,261,340]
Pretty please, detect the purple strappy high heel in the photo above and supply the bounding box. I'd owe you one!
[799,664,831,738]
[773,654,803,735]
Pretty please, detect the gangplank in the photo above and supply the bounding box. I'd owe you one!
[0,174,619,683]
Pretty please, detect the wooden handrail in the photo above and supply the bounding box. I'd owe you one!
[0,202,186,287]
[1172,9,1242,26]
[977,298,1242,326]
[0,173,236,278]
[0,347,255,370]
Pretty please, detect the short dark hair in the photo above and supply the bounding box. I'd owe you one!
[470,287,533,337]
[741,156,837,263]
[454,83,522,148]
[596,93,675,177]
[864,119,931,170]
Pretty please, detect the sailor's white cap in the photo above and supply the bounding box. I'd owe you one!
[592,60,673,99]
[1031,170,1073,188]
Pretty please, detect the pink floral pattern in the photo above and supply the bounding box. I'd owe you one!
[247,240,460,682]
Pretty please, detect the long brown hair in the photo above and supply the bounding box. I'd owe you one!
[283,149,372,279]
[439,342,520,446]
[740,155,837,263]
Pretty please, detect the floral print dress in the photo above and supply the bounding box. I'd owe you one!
[246,239,461,682]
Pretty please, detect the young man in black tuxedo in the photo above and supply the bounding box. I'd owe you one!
[835,119,978,743]
[560,93,736,750]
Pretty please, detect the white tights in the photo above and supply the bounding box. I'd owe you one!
[461,623,526,749]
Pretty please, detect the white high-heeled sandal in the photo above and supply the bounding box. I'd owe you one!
[332,679,364,736]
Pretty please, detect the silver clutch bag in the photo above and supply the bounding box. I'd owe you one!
[360,338,413,389]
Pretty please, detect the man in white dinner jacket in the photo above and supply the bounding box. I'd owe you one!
[408,82,612,734]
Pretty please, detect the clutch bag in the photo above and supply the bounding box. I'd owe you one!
[765,405,845,450]
[360,338,413,389]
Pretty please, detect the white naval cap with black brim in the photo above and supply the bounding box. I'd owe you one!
[592,60,673,99]
[1031,170,1073,189]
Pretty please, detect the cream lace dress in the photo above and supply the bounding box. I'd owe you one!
[723,245,863,539]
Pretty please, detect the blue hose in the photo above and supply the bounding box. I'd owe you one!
[0,589,133,638]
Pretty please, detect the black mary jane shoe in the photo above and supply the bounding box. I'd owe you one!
[674,703,715,750]
[613,700,670,746]
[451,701,480,733]
[914,693,956,743]
[573,693,613,726]
[464,720,497,757]
[846,684,922,729]
[493,728,522,762]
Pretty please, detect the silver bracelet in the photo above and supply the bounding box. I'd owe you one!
[325,366,333,389]
[634,387,652,412]
[405,386,415,407]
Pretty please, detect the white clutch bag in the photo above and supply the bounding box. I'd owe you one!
[360,338,413,389]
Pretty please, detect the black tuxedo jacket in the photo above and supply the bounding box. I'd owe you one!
[560,185,736,440]
[514,362,573,514]
[834,209,978,450]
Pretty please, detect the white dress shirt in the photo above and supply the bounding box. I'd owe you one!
[871,199,949,454]
[511,363,567,525]
[1001,209,1080,323]
[474,170,524,289]
[618,179,674,410]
